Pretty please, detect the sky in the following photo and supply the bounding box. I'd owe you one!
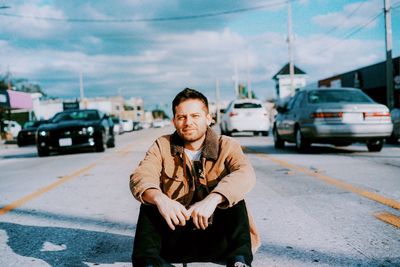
[0,0,400,111]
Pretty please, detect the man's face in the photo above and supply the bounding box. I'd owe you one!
[173,99,211,144]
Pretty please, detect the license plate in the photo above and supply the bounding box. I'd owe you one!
[59,138,72,146]
[342,112,363,123]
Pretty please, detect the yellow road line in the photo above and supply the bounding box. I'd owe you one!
[0,142,136,217]
[0,163,97,216]
[244,147,400,211]
[118,143,135,157]
[374,212,400,228]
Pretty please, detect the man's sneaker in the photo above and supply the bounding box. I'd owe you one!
[227,255,251,267]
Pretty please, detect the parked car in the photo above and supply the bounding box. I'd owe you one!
[111,117,124,135]
[36,109,115,157]
[17,120,47,146]
[132,121,143,131]
[220,99,270,136]
[387,108,400,144]
[121,119,134,132]
[273,87,393,153]
[152,119,171,128]
[1,120,22,139]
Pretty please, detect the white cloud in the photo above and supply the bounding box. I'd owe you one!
[0,2,69,38]
[312,0,381,30]
[295,34,383,81]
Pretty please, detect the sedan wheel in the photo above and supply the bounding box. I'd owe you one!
[37,147,49,157]
[366,139,383,152]
[273,127,284,149]
[295,127,310,153]
[95,132,106,152]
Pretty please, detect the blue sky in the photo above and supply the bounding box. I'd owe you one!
[0,0,399,111]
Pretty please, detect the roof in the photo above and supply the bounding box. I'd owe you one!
[272,63,306,80]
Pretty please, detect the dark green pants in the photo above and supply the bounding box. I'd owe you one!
[132,200,252,267]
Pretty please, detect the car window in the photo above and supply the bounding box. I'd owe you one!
[52,110,100,122]
[286,94,299,110]
[226,102,233,111]
[23,121,35,128]
[293,92,305,109]
[307,90,374,104]
[233,102,262,109]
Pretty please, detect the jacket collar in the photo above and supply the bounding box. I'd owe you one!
[170,127,219,160]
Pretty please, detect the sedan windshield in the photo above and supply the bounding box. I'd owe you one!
[308,90,374,104]
[52,110,100,123]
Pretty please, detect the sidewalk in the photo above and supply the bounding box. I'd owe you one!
[0,139,22,158]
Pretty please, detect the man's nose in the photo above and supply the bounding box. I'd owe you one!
[185,116,193,125]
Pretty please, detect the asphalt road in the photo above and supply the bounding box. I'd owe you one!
[0,126,399,267]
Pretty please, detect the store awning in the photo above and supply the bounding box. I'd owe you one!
[3,90,33,110]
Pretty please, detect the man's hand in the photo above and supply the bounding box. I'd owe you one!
[153,193,191,230]
[188,193,224,230]
[142,189,190,230]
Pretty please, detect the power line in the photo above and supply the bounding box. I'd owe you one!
[0,0,296,23]
[322,1,367,36]
[315,10,383,56]
[342,11,382,39]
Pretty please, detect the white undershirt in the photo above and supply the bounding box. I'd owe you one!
[184,148,201,162]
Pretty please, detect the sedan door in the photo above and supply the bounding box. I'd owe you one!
[277,93,301,140]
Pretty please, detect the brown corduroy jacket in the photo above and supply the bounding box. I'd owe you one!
[130,127,261,252]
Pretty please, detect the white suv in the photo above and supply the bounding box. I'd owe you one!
[220,99,270,136]
[1,120,22,138]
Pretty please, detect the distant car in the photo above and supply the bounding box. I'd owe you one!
[121,119,134,132]
[17,120,47,146]
[132,121,143,131]
[152,120,169,128]
[36,109,115,157]
[1,120,22,139]
[111,117,124,135]
[152,120,163,128]
[140,122,151,129]
[387,108,400,144]
[273,87,393,153]
[220,99,270,136]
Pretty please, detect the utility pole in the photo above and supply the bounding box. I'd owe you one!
[384,0,394,109]
[6,66,12,90]
[287,1,295,95]
[233,61,239,99]
[215,79,221,125]
[246,50,252,99]
[79,71,86,109]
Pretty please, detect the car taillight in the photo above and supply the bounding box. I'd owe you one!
[363,111,390,118]
[311,112,343,118]
[229,111,238,117]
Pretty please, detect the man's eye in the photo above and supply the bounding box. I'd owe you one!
[192,114,200,118]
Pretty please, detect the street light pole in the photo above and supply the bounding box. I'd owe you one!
[384,0,394,109]
[288,1,295,96]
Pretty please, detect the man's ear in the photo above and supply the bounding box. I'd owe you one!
[206,113,212,126]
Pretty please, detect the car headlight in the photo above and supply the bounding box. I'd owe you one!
[81,126,95,135]
[39,130,48,137]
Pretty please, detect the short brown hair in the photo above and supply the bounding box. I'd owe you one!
[172,88,209,116]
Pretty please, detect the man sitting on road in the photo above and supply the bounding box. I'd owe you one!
[129,88,260,267]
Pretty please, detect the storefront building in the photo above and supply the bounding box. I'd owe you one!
[318,57,400,108]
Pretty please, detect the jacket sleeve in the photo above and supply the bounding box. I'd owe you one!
[129,139,163,204]
[211,137,256,208]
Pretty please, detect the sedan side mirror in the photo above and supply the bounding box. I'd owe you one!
[276,106,288,113]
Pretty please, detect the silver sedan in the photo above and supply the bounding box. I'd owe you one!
[273,87,393,153]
